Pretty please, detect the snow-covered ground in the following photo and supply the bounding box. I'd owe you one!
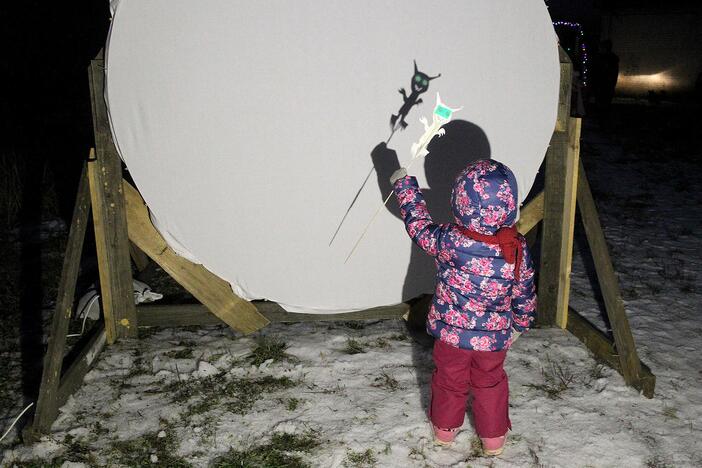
[2,110,701,467]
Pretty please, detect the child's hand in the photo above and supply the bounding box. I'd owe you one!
[390,167,408,184]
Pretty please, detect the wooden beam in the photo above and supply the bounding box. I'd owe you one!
[555,47,573,132]
[31,164,91,434]
[576,160,645,389]
[567,308,655,398]
[538,119,580,328]
[122,180,269,334]
[136,301,409,328]
[255,301,409,323]
[517,191,544,235]
[129,242,151,272]
[137,304,224,327]
[57,326,107,405]
[89,58,138,342]
[556,118,581,327]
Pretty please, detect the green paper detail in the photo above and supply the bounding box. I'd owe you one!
[434,105,452,119]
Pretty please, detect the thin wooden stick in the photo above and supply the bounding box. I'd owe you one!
[329,123,403,246]
[344,156,422,263]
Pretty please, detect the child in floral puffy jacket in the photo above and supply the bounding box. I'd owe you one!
[390,159,537,456]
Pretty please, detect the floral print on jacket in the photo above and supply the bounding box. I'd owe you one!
[393,159,536,351]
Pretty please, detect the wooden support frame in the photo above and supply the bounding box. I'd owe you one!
[29,44,655,442]
[538,118,581,327]
[88,55,138,342]
[28,164,93,437]
[538,49,580,328]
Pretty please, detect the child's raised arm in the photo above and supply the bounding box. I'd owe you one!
[511,237,537,332]
[392,174,444,257]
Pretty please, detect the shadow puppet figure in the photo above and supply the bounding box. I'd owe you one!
[370,120,490,412]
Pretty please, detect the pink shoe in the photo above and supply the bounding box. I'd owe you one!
[480,435,507,456]
[432,424,458,445]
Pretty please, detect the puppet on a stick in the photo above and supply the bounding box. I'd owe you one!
[329,61,441,246]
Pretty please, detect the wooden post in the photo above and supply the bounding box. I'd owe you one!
[31,164,91,434]
[576,160,645,389]
[555,47,573,133]
[538,119,580,328]
[89,56,138,342]
[537,46,579,328]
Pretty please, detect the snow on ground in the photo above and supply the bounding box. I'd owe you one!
[2,109,701,467]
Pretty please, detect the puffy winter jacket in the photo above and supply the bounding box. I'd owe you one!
[392,159,536,351]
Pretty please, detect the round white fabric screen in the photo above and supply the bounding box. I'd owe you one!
[105,0,559,313]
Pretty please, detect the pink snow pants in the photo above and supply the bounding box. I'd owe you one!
[429,339,511,438]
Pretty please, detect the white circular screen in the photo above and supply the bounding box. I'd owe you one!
[106,0,559,312]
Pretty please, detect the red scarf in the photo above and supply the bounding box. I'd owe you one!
[458,225,523,281]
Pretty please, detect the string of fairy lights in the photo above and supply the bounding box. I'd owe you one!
[553,20,589,87]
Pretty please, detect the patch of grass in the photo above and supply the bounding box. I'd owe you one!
[3,459,65,468]
[60,435,99,466]
[370,337,390,349]
[166,347,194,359]
[524,356,574,399]
[343,338,365,355]
[583,362,606,387]
[662,405,679,421]
[407,446,425,460]
[344,448,377,467]
[281,397,303,411]
[248,336,299,366]
[388,333,409,341]
[529,446,545,467]
[93,420,109,436]
[165,372,298,417]
[124,347,150,379]
[371,372,400,392]
[211,431,321,468]
[110,423,192,468]
[11,433,101,467]
[205,351,228,364]
[645,454,674,468]
[464,436,484,460]
[519,358,533,369]
[342,321,366,330]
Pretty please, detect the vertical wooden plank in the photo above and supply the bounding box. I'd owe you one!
[89,55,138,342]
[537,45,576,328]
[537,129,568,326]
[539,119,579,328]
[555,118,581,327]
[576,160,644,388]
[31,163,91,434]
[555,47,573,132]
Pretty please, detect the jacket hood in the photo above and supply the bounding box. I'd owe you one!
[450,159,518,234]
